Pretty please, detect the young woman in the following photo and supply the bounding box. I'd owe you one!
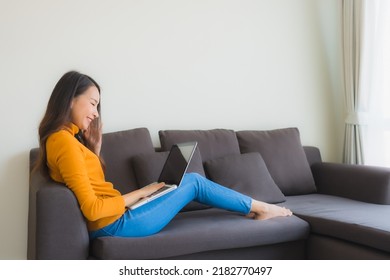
[34,71,292,239]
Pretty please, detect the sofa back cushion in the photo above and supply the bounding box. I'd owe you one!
[236,128,317,196]
[132,150,208,211]
[158,129,242,211]
[101,128,155,194]
[132,151,170,187]
[132,150,205,187]
[159,129,241,163]
[204,153,286,203]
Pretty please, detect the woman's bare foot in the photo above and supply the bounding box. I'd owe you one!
[250,200,292,220]
[246,212,256,219]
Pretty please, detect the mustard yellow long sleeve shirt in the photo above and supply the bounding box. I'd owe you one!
[46,123,126,231]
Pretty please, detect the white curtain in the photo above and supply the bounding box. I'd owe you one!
[342,0,365,164]
[342,0,388,165]
[363,1,390,167]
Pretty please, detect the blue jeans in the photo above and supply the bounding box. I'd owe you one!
[89,173,252,239]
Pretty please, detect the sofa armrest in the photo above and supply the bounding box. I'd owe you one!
[35,184,90,259]
[311,162,390,204]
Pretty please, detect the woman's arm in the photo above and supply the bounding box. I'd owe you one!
[47,130,126,221]
[122,182,165,207]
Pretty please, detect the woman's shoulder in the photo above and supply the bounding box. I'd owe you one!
[47,125,80,152]
[48,127,74,143]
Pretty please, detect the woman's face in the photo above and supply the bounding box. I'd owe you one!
[70,86,100,131]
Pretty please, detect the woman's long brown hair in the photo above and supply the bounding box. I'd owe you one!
[33,71,103,177]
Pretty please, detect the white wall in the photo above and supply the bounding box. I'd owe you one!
[0,0,344,259]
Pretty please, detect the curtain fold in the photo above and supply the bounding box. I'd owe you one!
[342,0,366,164]
[342,0,388,166]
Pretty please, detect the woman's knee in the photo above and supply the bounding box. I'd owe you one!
[184,172,203,183]
[181,173,204,189]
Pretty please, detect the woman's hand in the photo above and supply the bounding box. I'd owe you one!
[83,120,102,155]
[138,182,166,198]
[122,182,165,208]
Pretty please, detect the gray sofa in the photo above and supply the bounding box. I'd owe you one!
[28,127,390,259]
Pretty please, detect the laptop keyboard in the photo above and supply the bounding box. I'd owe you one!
[148,185,171,197]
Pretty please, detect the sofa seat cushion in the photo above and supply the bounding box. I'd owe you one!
[236,128,316,196]
[282,194,390,253]
[91,208,309,259]
[204,153,286,204]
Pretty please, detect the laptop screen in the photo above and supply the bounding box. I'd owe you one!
[158,142,197,186]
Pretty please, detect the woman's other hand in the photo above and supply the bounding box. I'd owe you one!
[122,182,165,207]
[139,182,166,198]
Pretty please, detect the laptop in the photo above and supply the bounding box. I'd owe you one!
[128,141,198,210]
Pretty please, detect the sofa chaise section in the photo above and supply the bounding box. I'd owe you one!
[283,194,390,259]
[283,160,390,260]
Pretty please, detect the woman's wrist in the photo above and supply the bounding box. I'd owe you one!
[123,189,144,207]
